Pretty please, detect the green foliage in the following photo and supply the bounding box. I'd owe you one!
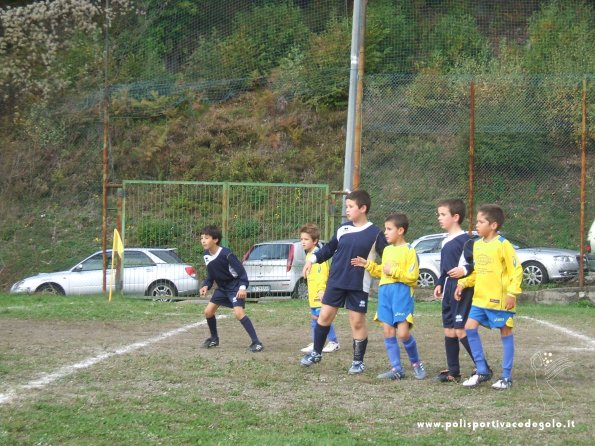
[525,0,595,75]
[185,1,309,82]
[230,219,261,239]
[421,9,492,72]
[365,0,418,74]
[136,219,180,246]
[273,15,350,109]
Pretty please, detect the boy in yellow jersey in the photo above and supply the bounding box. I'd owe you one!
[455,204,523,390]
[299,223,340,354]
[352,213,426,380]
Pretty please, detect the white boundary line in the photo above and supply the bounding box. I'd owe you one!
[0,315,227,405]
[519,315,595,349]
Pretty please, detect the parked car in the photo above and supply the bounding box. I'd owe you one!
[242,239,309,299]
[411,232,590,288]
[10,248,199,298]
[588,218,595,253]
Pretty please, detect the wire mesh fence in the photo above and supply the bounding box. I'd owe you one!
[0,0,593,292]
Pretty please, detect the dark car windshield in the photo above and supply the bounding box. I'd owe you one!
[150,249,183,263]
[246,244,290,261]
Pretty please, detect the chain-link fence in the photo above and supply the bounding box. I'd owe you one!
[0,1,593,291]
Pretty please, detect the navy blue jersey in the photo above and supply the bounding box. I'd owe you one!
[202,247,249,291]
[311,221,387,292]
[437,231,474,291]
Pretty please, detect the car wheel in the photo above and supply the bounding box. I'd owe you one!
[417,270,437,288]
[36,283,65,295]
[522,261,549,286]
[292,278,308,299]
[148,281,178,300]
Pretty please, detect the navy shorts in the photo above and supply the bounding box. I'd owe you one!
[442,287,472,329]
[322,288,369,313]
[210,288,245,309]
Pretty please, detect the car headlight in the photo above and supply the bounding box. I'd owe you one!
[553,255,573,263]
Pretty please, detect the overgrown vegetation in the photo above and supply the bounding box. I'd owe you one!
[0,0,593,288]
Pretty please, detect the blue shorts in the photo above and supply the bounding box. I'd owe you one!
[210,288,245,309]
[377,283,414,327]
[468,306,515,329]
[442,287,473,329]
[322,288,369,313]
[310,307,322,316]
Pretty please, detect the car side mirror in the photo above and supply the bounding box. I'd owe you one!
[74,264,83,272]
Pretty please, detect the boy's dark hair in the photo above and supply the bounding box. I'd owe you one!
[438,198,466,224]
[478,204,505,230]
[385,213,409,234]
[200,225,222,245]
[346,189,371,214]
[299,223,321,242]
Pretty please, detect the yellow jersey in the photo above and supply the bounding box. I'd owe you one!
[458,235,523,312]
[306,248,329,308]
[364,243,419,288]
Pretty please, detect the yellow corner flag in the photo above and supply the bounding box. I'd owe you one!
[109,229,125,302]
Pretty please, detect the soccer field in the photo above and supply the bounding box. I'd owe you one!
[0,294,593,445]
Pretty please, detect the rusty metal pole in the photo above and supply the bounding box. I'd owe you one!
[578,79,587,288]
[468,80,475,235]
[352,0,367,191]
[101,0,110,293]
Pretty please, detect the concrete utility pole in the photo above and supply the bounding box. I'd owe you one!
[341,0,367,221]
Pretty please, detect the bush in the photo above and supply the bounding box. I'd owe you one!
[136,220,180,246]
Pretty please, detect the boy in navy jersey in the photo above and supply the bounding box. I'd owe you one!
[199,225,263,353]
[300,190,387,374]
[433,199,476,382]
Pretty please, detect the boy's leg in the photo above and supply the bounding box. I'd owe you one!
[349,309,368,362]
[398,323,426,379]
[202,302,220,348]
[327,323,338,343]
[313,304,338,353]
[500,326,514,380]
[445,331,461,376]
[233,304,263,352]
[464,319,489,374]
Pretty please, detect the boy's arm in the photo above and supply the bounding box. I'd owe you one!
[386,248,419,287]
[457,269,476,290]
[364,259,383,278]
[503,241,523,297]
[228,252,249,289]
[309,233,338,264]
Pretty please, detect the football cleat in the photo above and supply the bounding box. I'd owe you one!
[348,360,366,375]
[491,377,513,390]
[412,362,427,380]
[300,351,322,367]
[322,341,340,353]
[376,368,405,380]
[201,336,219,349]
[247,341,264,353]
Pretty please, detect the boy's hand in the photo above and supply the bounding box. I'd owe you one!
[199,286,208,297]
[236,288,247,300]
[382,262,393,276]
[454,284,464,301]
[302,261,312,278]
[447,266,465,278]
[350,256,367,268]
[433,285,442,300]
[505,294,516,310]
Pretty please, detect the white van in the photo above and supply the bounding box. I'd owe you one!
[242,239,308,299]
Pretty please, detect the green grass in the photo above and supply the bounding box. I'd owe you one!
[0,295,593,445]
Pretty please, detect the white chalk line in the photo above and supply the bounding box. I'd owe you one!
[0,315,228,405]
[518,315,595,349]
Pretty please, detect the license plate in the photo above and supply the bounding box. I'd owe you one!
[249,285,270,292]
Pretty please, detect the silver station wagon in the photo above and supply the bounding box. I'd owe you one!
[10,248,199,298]
[412,232,589,288]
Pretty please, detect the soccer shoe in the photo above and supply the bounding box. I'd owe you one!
[322,341,340,353]
[347,360,366,375]
[201,336,219,349]
[300,343,314,353]
[491,377,513,390]
[247,341,264,353]
[300,351,322,367]
[462,369,493,387]
[376,368,405,380]
[435,370,462,383]
[412,362,427,380]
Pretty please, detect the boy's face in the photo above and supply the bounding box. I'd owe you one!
[300,232,317,252]
[437,206,458,231]
[345,198,366,223]
[475,212,498,238]
[200,234,218,251]
[384,221,405,245]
